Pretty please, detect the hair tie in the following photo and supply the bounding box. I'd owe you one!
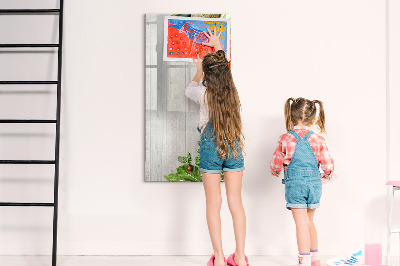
[209,62,228,68]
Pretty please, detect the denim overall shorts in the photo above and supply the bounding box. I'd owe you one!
[198,124,245,174]
[283,130,322,210]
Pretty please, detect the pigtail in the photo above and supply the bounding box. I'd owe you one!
[313,100,326,133]
[284,98,295,131]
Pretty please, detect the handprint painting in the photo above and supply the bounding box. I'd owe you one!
[163,16,231,62]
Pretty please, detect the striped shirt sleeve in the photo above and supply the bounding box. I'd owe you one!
[270,135,286,177]
[317,135,335,179]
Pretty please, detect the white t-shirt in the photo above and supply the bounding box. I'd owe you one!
[185,81,209,133]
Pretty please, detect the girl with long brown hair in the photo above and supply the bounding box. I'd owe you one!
[270,98,335,266]
[185,28,248,266]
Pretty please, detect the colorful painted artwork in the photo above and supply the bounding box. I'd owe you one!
[163,16,230,62]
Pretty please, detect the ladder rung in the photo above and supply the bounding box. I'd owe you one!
[0,160,55,164]
[0,119,56,123]
[0,9,60,14]
[0,81,58,84]
[0,202,54,207]
[0,44,59,48]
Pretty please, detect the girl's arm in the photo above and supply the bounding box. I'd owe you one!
[186,55,205,103]
[319,139,335,179]
[270,136,286,176]
[192,54,202,83]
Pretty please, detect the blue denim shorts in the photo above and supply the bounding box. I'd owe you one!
[199,125,245,174]
[284,177,322,210]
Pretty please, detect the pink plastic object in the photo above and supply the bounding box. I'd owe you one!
[227,253,249,266]
[386,181,400,187]
[322,173,338,185]
[207,254,227,266]
[365,243,382,266]
[207,255,215,266]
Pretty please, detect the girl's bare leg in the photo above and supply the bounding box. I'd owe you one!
[291,208,311,254]
[307,209,318,251]
[203,173,225,266]
[225,171,247,266]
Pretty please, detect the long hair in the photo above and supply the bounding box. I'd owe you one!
[284,97,326,133]
[202,50,244,158]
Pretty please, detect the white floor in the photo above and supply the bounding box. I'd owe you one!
[0,256,322,266]
[0,256,397,266]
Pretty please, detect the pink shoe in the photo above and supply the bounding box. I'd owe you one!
[311,260,320,266]
[227,253,249,266]
[207,254,227,266]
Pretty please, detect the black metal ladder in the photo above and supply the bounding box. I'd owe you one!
[0,2,64,266]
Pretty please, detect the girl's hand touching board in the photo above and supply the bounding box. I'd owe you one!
[202,28,223,51]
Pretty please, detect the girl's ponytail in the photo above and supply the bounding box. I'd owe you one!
[313,100,326,133]
[285,98,295,131]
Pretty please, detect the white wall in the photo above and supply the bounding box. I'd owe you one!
[388,0,400,258]
[0,0,391,257]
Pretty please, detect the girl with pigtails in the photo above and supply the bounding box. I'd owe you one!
[270,98,335,266]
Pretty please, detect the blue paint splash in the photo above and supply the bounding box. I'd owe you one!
[168,18,228,48]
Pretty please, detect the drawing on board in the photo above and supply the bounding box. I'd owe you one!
[163,16,230,62]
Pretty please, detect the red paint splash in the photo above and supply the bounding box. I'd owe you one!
[167,25,215,59]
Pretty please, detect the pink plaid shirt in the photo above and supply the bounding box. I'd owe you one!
[270,126,334,179]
